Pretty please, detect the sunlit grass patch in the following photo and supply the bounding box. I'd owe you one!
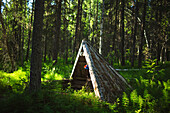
[0,69,28,93]
[7,69,27,81]
[42,72,63,81]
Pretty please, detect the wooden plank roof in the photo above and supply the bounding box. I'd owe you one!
[70,40,131,102]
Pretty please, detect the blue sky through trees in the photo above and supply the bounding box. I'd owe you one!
[1,0,33,12]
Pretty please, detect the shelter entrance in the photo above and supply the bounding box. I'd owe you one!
[71,53,93,90]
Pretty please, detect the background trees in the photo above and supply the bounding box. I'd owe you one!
[0,0,169,72]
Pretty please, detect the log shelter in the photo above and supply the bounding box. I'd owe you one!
[70,40,131,102]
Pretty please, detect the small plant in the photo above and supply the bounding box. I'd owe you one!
[143,59,165,80]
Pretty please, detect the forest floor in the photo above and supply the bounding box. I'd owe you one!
[0,59,169,113]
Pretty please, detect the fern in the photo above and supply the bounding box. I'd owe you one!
[138,95,143,109]
[122,92,129,109]
[130,90,138,106]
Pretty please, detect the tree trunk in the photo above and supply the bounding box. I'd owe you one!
[156,0,163,65]
[74,0,81,54]
[71,0,75,64]
[53,0,62,64]
[26,0,35,61]
[113,0,118,51]
[138,0,146,68]
[79,0,83,44]
[161,47,165,62]
[44,21,48,62]
[95,0,99,49]
[121,0,125,66]
[166,48,169,61]
[21,0,27,66]
[131,0,138,67]
[111,0,118,65]
[99,0,105,55]
[29,0,44,92]
[89,1,91,41]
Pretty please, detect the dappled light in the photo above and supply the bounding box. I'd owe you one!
[0,59,170,112]
[0,0,169,112]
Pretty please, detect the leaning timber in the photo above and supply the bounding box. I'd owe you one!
[70,40,132,102]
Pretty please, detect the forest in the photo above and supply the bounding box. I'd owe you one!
[0,0,169,112]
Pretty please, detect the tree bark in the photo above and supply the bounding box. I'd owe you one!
[26,0,35,61]
[113,0,118,51]
[131,0,138,67]
[156,0,163,65]
[89,0,91,41]
[99,0,105,55]
[44,21,48,62]
[138,0,146,68]
[21,0,27,66]
[74,0,81,54]
[121,0,125,66]
[53,0,62,64]
[111,0,118,65]
[79,0,83,45]
[29,0,44,92]
[95,0,99,49]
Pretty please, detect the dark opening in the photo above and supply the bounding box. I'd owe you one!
[71,56,93,91]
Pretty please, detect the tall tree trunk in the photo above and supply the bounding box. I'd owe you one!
[111,0,118,65]
[71,0,75,64]
[138,0,146,68]
[74,0,81,54]
[94,0,99,49]
[63,0,67,63]
[131,0,138,67]
[91,0,95,46]
[156,0,163,65]
[26,0,35,61]
[18,0,23,65]
[29,0,44,92]
[21,24,24,66]
[44,21,48,62]
[53,0,62,64]
[79,0,83,43]
[113,0,118,51]
[89,0,91,41]
[99,0,105,55]
[161,47,165,62]
[121,0,125,66]
[21,0,27,66]
[92,0,99,48]
[166,48,169,61]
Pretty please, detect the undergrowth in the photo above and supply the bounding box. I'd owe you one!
[0,59,169,113]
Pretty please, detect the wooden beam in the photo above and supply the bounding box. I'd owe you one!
[82,41,104,100]
[70,41,83,79]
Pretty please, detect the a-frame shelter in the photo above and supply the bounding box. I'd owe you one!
[70,40,131,102]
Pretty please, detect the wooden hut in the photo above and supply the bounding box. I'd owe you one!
[70,40,131,102]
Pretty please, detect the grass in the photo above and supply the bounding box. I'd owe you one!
[0,89,112,113]
[0,59,169,113]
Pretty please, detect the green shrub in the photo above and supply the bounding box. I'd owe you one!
[0,60,169,113]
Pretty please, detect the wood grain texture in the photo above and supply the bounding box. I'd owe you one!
[70,40,131,102]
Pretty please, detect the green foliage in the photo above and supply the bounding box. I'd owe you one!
[122,92,129,111]
[0,60,170,113]
[118,78,169,113]
[0,69,28,93]
[116,62,170,113]
[0,84,113,113]
[143,59,166,80]
[41,58,73,81]
[0,58,73,93]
